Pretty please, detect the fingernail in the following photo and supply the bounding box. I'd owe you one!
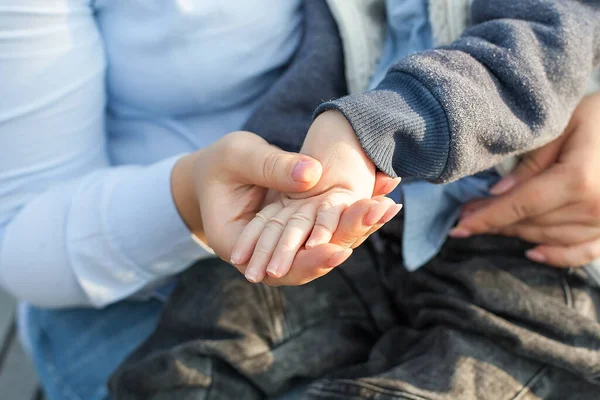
[245,269,260,283]
[328,249,353,268]
[230,251,243,265]
[449,227,472,238]
[526,250,546,264]
[293,160,321,183]
[306,239,317,249]
[266,262,280,277]
[378,204,403,224]
[490,176,516,196]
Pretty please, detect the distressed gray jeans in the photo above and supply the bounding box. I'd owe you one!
[109,217,600,399]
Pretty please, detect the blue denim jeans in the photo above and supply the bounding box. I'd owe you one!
[24,299,164,400]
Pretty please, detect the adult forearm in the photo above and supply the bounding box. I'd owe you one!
[0,158,209,308]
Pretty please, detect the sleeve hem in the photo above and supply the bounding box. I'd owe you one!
[106,155,211,277]
[314,71,451,182]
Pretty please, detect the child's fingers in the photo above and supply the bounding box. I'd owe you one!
[230,202,283,265]
[305,194,351,248]
[329,198,381,248]
[364,199,391,226]
[330,197,399,249]
[266,202,319,278]
[352,203,402,248]
[244,206,298,283]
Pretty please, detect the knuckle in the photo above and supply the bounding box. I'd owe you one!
[520,156,544,175]
[222,131,246,144]
[509,201,529,221]
[266,216,287,231]
[314,220,334,232]
[288,212,313,225]
[316,208,337,221]
[253,246,273,257]
[315,208,341,227]
[477,217,502,234]
[254,211,270,223]
[221,132,244,152]
[220,135,245,165]
[261,152,280,181]
[317,199,338,212]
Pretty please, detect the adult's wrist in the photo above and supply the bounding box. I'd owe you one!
[171,150,206,243]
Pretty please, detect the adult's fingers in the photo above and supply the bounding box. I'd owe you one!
[262,243,352,286]
[460,198,490,218]
[373,173,401,197]
[329,198,387,249]
[526,239,600,268]
[351,202,403,249]
[497,223,600,246]
[331,197,401,249]
[451,166,571,237]
[518,202,600,227]
[219,131,323,193]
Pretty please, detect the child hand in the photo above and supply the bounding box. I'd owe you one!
[230,111,400,283]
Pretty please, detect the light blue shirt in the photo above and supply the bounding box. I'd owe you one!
[371,0,500,270]
[0,0,303,307]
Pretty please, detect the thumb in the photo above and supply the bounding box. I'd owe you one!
[489,137,564,196]
[224,131,323,193]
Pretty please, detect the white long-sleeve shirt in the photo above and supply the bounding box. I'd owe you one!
[0,0,302,308]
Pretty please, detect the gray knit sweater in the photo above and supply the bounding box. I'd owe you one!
[316,0,600,183]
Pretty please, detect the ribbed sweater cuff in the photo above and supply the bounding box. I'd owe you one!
[315,72,450,181]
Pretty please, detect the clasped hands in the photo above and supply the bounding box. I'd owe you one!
[174,93,600,288]
[172,111,401,286]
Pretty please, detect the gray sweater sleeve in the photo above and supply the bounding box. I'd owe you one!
[315,0,600,183]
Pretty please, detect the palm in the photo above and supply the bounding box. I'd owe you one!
[201,183,269,258]
[189,130,400,285]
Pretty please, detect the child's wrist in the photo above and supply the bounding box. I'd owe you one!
[303,111,373,171]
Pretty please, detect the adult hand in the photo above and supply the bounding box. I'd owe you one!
[451,93,600,267]
[172,131,399,284]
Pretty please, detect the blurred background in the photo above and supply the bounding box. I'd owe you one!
[0,288,41,399]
